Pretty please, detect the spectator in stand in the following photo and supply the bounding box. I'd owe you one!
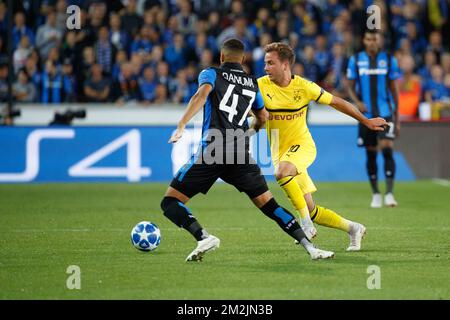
[248,7,272,40]
[424,65,447,103]
[13,12,35,50]
[400,22,427,60]
[41,60,64,104]
[217,15,255,53]
[84,64,111,103]
[112,50,128,82]
[418,50,437,82]
[164,33,188,76]
[55,0,68,30]
[292,62,305,77]
[162,15,179,45]
[95,26,116,75]
[398,55,422,119]
[60,31,80,67]
[175,0,197,36]
[112,62,141,104]
[253,32,272,78]
[109,13,129,52]
[47,47,60,67]
[131,25,156,56]
[326,0,346,22]
[76,46,96,101]
[130,52,144,77]
[324,41,347,97]
[188,32,218,63]
[275,14,290,43]
[155,61,170,88]
[442,52,450,74]
[139,66,158,105]
[170,68,194,104]
[154,83,168,104]
[121,0,143,37]
[315,35,331,77]
[61,59,76,102]
[13,36,33,74]
[206,11,222,38]
[300,45,321,82]
[199,49,214,71]
[427,31,445,61]
[36,10,63,61]
[13,69,37,103]
[222,0,246,28]
[25,58,41,98]
[299,20,318,49]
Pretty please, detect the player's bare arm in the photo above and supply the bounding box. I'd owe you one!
[329,95,387,131]
[346,79,367,112]
[168,83,213,143]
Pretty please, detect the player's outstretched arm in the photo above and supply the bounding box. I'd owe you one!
[329,95,387,131]
[168,84,213,143]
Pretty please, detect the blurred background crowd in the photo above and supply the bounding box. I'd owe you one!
[0,0,449,119]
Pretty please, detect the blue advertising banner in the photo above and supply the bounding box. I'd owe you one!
[0,126,415,183]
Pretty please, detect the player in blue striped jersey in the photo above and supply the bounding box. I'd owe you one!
[346,29,401,208]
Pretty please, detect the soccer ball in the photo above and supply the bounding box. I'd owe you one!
[131,221,161,252]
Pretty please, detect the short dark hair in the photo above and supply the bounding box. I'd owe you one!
[221,38,245,53]
[264,42,295,66]
[364,28,379,37]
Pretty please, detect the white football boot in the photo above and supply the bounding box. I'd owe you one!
[186,235,220,262]
[307,246,335,260]
[384,193,398,207]
[346,223,366,251]
[370,193,382,208]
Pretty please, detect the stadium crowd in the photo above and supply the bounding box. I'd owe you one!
[1,0,449,118]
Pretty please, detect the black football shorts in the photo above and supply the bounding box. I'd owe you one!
[357,116,396,147]
[170,158,269,199]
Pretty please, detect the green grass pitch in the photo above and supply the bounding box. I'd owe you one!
[0,181,449,299]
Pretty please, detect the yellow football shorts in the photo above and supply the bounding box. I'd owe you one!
[273,140,317,195]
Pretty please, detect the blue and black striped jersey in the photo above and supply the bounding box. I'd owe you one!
[347,51,401,118]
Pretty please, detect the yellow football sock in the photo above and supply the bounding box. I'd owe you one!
[277,176,310,219]
[310,205,351,232]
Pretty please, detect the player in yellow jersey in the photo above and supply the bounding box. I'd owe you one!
[257,42,387,251]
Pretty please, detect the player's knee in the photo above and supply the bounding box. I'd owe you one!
[161,197,177,214]
[275,162,297,181]
[275,168,295,181]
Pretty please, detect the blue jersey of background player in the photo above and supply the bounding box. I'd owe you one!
[346,29,401,208]
[160,38,335,262]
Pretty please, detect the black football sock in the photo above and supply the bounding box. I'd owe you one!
[259,198,311,245]
[382,147,396,194]
[366,149,380,194]
[161,197,208,241]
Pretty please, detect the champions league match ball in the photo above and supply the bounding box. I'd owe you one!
[131,221,161,252]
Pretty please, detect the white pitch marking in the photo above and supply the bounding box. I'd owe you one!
[432,179,450,187]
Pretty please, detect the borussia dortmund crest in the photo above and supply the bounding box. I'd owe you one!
[293,89,302,102]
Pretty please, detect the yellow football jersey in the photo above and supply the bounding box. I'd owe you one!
[257,75,333,160]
